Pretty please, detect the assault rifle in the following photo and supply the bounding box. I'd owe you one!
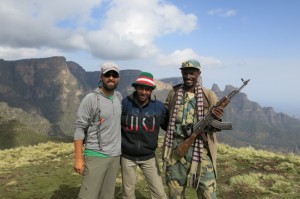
[175,78,250,158]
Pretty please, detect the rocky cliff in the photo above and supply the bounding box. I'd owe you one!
[0,57,83,138]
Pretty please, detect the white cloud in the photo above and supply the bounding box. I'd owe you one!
[207,9,237,17]
[0,0,101,49]
[0,0,197,60]
[199,56,222,68]
[0,46,63,60]
[85,0,197,59]
[157,48,199,66]
[157,48,222,68]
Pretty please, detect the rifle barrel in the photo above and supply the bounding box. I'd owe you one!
[227,78,250,99]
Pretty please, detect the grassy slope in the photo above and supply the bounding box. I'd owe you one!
[0,138,299,199]
[0,120,68,150]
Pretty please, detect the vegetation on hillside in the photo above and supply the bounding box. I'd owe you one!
[1,137,299,199]
[0,119,66,150]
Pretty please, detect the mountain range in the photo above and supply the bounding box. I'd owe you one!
[0,56,299,153]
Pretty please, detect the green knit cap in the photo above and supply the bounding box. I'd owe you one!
[131,72,156,90]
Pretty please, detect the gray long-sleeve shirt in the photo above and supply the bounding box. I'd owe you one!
[74,88,122,156]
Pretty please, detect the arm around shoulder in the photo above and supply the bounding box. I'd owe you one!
[164,88,176,112]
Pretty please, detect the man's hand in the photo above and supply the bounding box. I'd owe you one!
[74,140,84,175]
[212,107,224,120]
[74,157,85,175]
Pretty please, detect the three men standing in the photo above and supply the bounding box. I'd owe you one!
[74,59,224,199]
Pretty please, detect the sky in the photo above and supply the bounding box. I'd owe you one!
[0,0,299,118]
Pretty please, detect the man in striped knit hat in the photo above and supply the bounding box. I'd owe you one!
[121,72,169,199]
[163,59,224,199]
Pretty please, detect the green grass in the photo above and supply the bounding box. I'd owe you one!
[0,120,67,150]
[0,137,300,199]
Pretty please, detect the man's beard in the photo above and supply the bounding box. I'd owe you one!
[102,81,118,91]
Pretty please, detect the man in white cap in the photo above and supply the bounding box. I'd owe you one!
[74,62,122,199]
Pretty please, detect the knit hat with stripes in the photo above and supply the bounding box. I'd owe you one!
[132,72,156,90]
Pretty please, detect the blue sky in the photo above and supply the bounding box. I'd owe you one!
[0,0,299,118]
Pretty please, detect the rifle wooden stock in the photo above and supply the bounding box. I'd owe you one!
[175,133,197,158]
[174,78,250,158]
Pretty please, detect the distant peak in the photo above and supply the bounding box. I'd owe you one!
[224,85,236,93]
[212,83,220,92]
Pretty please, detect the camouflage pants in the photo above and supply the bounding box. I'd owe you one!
[166,142,216,199]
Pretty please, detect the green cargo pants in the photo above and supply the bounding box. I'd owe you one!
[166,144,216,199]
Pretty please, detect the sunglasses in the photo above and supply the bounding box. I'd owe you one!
[103,72,119,78]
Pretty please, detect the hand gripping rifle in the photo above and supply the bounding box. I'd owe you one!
[175,78,250,158]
